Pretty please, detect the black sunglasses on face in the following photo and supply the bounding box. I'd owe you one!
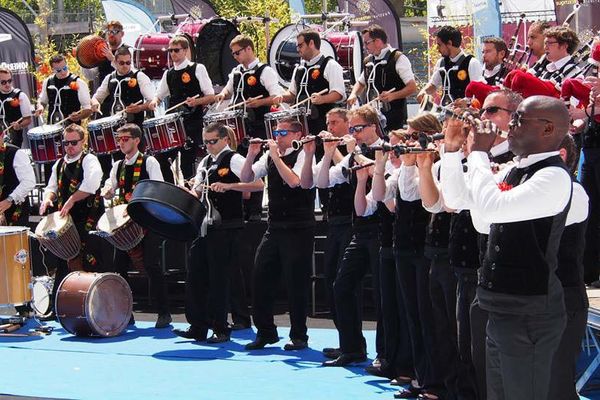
[63,139,81,146]
[168,48,182,53]
[203,138,221,145]
[481,106,513,115]
[118,61,131,66]
[231,47,247,57]
[0,79,12,85]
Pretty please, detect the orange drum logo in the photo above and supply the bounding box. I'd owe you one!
[218,168,229,177]
[128,78,137,88]
[457,70,467,81]
[247,76,257,86]
[69,81,79,90]
[311,69,321,80]
[9,98,19,108]
[181,72,191,84]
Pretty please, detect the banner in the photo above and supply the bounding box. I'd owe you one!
[0,8,36,99]
[554,0,600,33]
[338,0,401,49]
[288,0,305,16]
[170,0,217,19]
[472,0,501,57]
[102,0,160,48]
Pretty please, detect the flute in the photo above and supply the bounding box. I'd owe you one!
[341,162,375,178]
[291,136,345,151]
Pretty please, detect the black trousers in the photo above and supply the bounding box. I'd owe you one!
[470,298,489,400]
[548,290,588,400]
[228,229,251,327]
[252,226,315,341]
[186,228,241,334]
[427,251,459,399]
[380,246,413,376]
[454,270,479,400]
[112,230,169,315]
[581,148,600,283]
[486,309,565,400]
[181,118,203,179]
[334,229,380,354]
[323,221,353,326]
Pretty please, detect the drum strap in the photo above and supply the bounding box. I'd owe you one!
[118,153,144,203]
[57,155,84,209]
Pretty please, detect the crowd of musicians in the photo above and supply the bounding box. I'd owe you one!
[2,17,600,400]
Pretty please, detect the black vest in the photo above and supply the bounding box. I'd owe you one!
[203,150,243,224]
[97,44,130,84]
[425,211,452,250]
[583,112,600,149]
[449,210,479,270]
[294,56,335,133]
[484,65,506,86]
[232,63,271,137]
[267,149,315,228]
[0,144,30,223]
[439,54,473,105]
[115,154,150,202]
[326,148,354,223]
[478,155,570,296]
[0,89,24,147]
[46,74,81,124]
[364,50,407,130]
[557,219,589,310]
[394,192,429,254]
[166,63,204,121]
[102,70,146,127]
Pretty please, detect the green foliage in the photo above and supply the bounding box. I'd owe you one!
[211,0,292,62]
[303,0,338,14]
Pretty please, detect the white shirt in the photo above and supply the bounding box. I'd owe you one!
[440,150,586,234]
[288,53,347,100]
[45,152,103,196]
[38,74,91,110]
[103,151,164,194]
[362,160,398,217]
[93,70,155,106]
[223,59,283,98]
[429,51,484,88]
[155,59,215,101]
[358,46,416,86]
[398,161,445,213]
[327,138,383,187]
[541,54,581,80]
[483,64,502,80]
[192,146,245,192]
[0,90,32,122]
[251,148,316,186]
[7,149,35,204]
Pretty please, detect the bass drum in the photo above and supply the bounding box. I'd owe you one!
[134,18,239,86]
[268,23,336,87]
[326,31,364,85]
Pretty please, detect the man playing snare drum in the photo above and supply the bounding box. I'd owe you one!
[39,124,105,318]
[100,123,172,329]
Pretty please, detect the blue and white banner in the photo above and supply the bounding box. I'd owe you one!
[288,0,305,16]
[472,0,501,57]
[101,0,159,48]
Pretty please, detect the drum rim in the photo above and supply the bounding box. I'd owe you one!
[88,115,125,127]
[0,226,29,235]
[85,273,132,336]
[35,212,74,237]
[142,112,182,126]
[264,107,306,120]
[31,277,53,316]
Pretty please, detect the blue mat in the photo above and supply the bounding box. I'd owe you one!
[1,319,598,400]
[0,320,395,400]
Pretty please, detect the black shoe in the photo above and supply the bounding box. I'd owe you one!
[155,313,172,329]
[322,347,341,359]
[245,336,278,350]
[322,352,367,367]
[390,376,413,386]
[283,338,307,351]
[394,387,422,399]
[364,364,395,379]
[172,326,207,341]
[207,332,230,343]
[230,322,251,331]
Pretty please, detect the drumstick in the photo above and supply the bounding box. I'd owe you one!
[114,100,144,116]
[1,117,24,135]
[367,87,397,106]
[164,94,200,114]
[53,111,80,126]
[222,95,264,112]
[291,89,328,109]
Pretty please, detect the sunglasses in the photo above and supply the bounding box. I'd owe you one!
[167,48,182,53]
[296,42,306,50]
[203,138,221,145]
[481,106,513,115]
[62,139,81,146]
[118,61,131,66]
[54,65,68,73]
[0,79,12,85]
[364,39,376,45]
[349,124,373,135]
[231,47,247,57]
[272,129,301,137]
[116,136,132,143]
[510,111,553,128]
[108,29,122,35]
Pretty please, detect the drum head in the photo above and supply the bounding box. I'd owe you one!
[97,205,130,234]
[89,115,124,129]
[127,180,206,241]
[268,24,336,87]
[35,212,71,237]
[28,125,62,138]
[31,277,53,316]
[0,226,28,236]
[87,273,132,337]
[194,18,240,86]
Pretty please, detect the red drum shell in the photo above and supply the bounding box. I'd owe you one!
[27,125,64,164]
[142,113,187,153]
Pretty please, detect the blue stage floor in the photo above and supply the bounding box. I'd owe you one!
[1,320,599,400]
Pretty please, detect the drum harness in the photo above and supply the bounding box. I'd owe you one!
[196,152,226,237]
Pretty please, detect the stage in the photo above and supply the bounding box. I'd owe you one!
[0,315,599,399]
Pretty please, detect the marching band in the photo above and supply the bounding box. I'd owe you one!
[2,15,600,400]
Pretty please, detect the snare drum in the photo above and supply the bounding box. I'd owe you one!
[0,226,31,307]
[56,271,132,337]
[264,108,309,139]
[142,113,187,153]
[27,125,64,164]
[31,276,54,316]
[204,110,246,146]
[34,212,81,261]
[87,115,124,155]
[95,204,144,251]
